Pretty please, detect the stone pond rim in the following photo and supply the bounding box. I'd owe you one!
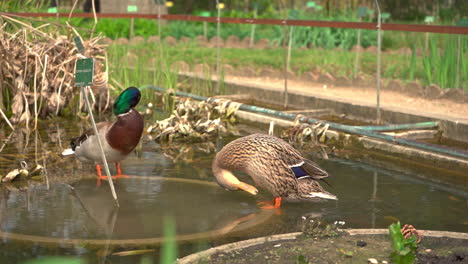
[176,229,468,264]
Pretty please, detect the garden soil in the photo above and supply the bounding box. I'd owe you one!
[203,234,468,264]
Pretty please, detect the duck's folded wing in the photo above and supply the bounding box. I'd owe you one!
[289,159,328,180]
[70,122,113,151]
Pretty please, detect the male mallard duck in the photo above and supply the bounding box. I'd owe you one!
[62,87,144,179]
[212,134,337,208]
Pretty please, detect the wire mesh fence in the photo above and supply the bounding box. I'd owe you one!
[0,0,467,126]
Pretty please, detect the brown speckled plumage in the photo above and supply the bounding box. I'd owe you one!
[212,134,337,201]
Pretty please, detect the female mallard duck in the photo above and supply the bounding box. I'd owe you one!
[62,87,144,179]
[212,133,337,209]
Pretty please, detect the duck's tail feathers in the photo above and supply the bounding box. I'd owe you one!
[61,148,75,156]
[320,178,333,188]
[308,192,337,200]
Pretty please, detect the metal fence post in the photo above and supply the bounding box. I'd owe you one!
[456,34,461,89]
[287,26,294,71]
[279,0,288,109]
[249,5,257,48]
[354,17,362,78]
[375,0,382,124]
[215,0,221,95]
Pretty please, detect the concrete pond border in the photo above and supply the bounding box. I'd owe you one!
[177,229,468,264]
[169,72,468,144]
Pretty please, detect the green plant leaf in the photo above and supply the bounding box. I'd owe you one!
[160,216,178,264]
[388,221,404,251]
[21,257,86,264]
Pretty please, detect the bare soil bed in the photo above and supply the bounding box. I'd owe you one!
[202,233,468,264]
[226,75,468,123]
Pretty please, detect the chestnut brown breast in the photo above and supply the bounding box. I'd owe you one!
[106,109,144,154]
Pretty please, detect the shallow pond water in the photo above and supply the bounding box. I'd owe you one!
[0,121,467,263]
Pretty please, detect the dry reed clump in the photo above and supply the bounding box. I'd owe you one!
[281,115,330,159]
[0,15,110,128]
[146,97,240,142]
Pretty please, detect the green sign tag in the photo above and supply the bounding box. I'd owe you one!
[127,5,138,12]
[306,1,316,8]
[47,7,57,13]
[424,16,435,23]
[200,11,211,17]
[381,12,390,20]
[289,10,300,20]
[315,5,323,11]
[75,58,94,87]
[74,36,85,54]
[456,18,468,27]
[357,7,367,17]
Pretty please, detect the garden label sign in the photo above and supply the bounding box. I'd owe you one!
[73,36,85,54]
[381,12,390,20]
[456,18,468,27]
[306,1,316,8]
[47,7,57,13]
[424,16,435,24]
[357,7,367,18]
[127,5,138,12]
[200,11,210,17]
[75,58,94,87]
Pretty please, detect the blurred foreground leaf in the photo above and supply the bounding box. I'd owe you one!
[160,215,178,264]
[22,256,86,264]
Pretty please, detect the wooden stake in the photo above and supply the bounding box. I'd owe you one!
[82,86,119,205]
[0,108,14,130]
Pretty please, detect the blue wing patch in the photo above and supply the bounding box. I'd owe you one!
[290,162,311,179]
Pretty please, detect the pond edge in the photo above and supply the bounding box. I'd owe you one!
[176,229,468,264]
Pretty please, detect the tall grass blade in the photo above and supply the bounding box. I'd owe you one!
[160,216,177,264]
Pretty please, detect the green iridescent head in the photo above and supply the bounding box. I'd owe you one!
[113,87,141,115]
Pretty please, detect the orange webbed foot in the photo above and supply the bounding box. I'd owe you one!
[113,163,131,179]
[112,174,130,179]
[257,197,282,211]
[95,164,108,186]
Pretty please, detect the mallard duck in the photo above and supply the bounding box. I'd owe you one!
[212,133,337,208]
[62,87,144,180]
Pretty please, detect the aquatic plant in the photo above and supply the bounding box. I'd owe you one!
[388,221,418,264]
[1,161,43,183]
[280,117,329,159]
[300,217,346,238]
[282,116,329,145]
[296,255,309,264]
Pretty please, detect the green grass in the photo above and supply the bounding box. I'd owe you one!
[108,40,366,77]
[108,36,467,92]
[421,34,467,89]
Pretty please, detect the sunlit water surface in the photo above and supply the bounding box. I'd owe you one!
[0,122,466,263]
